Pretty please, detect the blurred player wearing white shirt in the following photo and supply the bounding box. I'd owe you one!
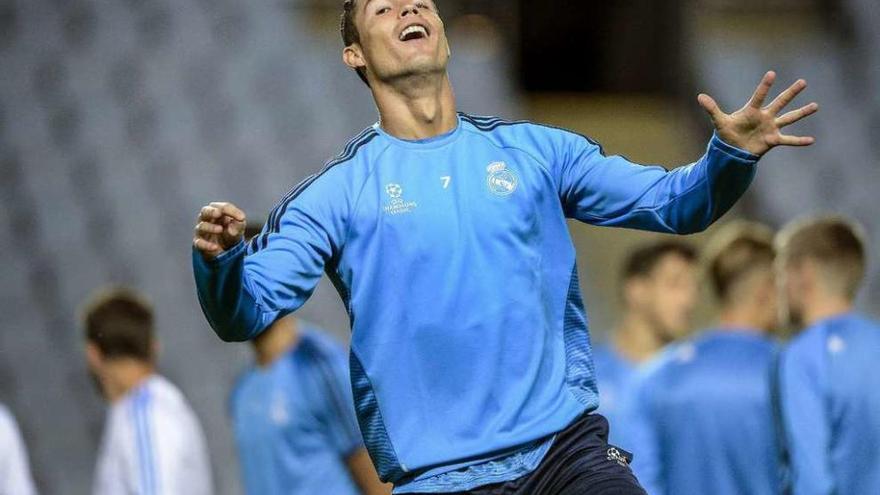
[0,403,37,495]
[82,288,213,495]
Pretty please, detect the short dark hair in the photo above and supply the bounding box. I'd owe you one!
[82,288,155,362]
[622,240,697,282]
[341,0,370,86]
[777,216,867,299]
[705,222,775,301]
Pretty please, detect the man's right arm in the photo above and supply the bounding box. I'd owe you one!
[192,171,350,342]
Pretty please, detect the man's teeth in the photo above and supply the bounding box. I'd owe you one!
[400,26,427,40]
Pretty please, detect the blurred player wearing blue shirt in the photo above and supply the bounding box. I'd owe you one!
[191,1,818,492]
[230,315,388,495]
[592,242,697,446]
[776,216,880,495]
[622,222,782,495]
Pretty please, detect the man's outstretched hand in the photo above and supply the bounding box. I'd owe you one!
[698,71,819,157]
[193,202,247,261]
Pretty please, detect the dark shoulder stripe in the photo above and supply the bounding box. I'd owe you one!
[255,128,377,251]
[459,113,502,124]
[264,127,376,236]
[460,112,527,127]
[270,130,378,233]
[251,129,377,252]
[462,115,528,132]
[252,128,378,252]
[460,112,608,157]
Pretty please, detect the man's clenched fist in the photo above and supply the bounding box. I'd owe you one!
[193,202,247,261]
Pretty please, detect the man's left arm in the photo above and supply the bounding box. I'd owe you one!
[347,449,392,495]
[553,72,817,234]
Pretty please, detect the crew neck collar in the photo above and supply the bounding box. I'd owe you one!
[373,114,463,150]
[810,311,857,328]
[703,328,767,340]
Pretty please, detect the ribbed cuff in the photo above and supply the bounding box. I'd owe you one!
[194,239,247,269]
[710,133,761,163]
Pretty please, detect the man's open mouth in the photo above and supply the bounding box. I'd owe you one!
[399,24,429,42]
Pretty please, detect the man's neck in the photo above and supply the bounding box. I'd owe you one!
[717,304,768,333]
[803,294,853,327]
[372,72,458,140]
[103,360,154,403]
[612,314,666,364]
[254,319,301,367]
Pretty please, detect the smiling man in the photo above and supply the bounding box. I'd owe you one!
[192,1,818,493]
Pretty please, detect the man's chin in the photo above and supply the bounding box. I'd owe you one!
[393,48,447,71]
[385,62,446,83]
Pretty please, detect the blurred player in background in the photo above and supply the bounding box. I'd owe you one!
[82,288,213,495]
[776,216,880,494]
[622,221,781,495]
[592,241,697,444]
[231,313,389,495]
[0,403,38,495]
[191,0,817,492]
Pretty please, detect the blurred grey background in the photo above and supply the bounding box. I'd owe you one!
[0,0,876,493]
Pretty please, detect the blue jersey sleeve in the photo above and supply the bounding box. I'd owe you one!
[193,167,351,342]
[779,332,834,495]
[548,129,759,234]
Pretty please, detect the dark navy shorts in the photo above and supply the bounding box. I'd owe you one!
[412,414,647,495]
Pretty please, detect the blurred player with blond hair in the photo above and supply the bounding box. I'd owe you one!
[622,221,782,494]
[776,216,880,494]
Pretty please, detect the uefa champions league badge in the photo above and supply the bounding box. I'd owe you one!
[386,183,403,199]
[383,183,418,215]
[486,162,518,197]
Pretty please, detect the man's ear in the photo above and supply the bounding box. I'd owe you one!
[85,342,103,370]
[343,44,366,72]
[801,259,824,295]
[623,279,645,309]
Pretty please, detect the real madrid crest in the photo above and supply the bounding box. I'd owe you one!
[486,162,518,197]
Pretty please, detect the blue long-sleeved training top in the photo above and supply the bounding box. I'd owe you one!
[193,113,759,490]
[778,312,880,495]
[620,330,781,495]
